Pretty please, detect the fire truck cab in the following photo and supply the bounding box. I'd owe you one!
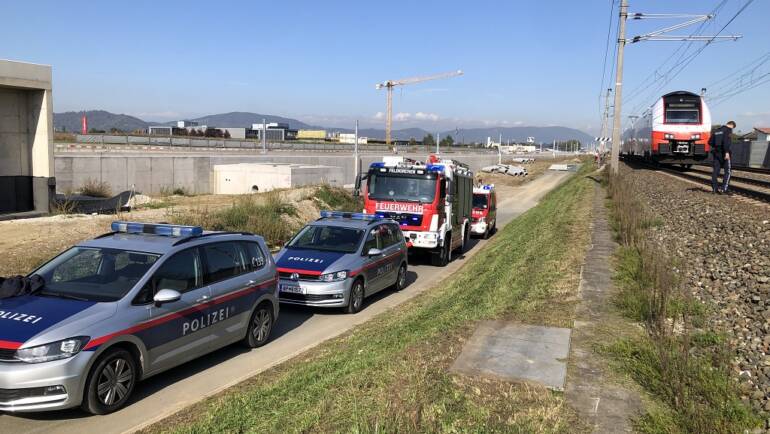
[356,155,473,267]
[471,184,496,239]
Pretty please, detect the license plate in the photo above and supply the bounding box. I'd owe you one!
[280,283,304,294]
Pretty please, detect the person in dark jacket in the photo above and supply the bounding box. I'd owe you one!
[709,121,735,195]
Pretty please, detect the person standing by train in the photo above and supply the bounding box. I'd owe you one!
[709,121,735,195]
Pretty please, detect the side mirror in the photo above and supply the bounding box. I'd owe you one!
[153,289,182,306]
[367,248,383,257]
[354,174,366,197]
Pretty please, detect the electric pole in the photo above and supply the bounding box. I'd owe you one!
[599,88,612,155]
[610,0,628,174]
[354,120,359,178]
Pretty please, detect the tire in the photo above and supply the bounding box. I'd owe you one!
[430,235,451,267]
[390,263,407,291]
[243,302,274,348]
[345,279,365,314]
[483,226,490,239]
[81,347,138,415]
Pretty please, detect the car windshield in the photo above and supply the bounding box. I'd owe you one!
[33,247,160,302]
[473,193,489,209]
[665,109,699,124]
[367,173,437,203]
[287,225,364,253]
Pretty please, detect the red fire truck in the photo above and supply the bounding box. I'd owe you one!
[471,184,496,239]
[356,155,473,266]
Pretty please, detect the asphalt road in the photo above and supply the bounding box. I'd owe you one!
[1,170,572,434]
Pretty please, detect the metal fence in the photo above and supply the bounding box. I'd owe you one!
[70,134,497,154]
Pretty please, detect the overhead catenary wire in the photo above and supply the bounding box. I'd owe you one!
[622,0,729,111]
[632,0,754,117]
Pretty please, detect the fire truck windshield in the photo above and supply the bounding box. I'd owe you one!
[367,173,437,203]
[473,193,488,209]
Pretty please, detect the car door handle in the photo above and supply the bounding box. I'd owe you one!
[196,295,210,303]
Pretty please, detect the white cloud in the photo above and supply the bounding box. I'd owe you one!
[514,120,524,126]
[394,112,412,121]
[414,112,440,121]
[373,112,385,120]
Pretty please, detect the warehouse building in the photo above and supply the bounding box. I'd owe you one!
[0,59,55,217]
[297,129,327,140]
[248,122,298,141]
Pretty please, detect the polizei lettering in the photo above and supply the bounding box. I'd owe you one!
[0,310,44,324]
[182,307,232,336]
[376,202,424,214]
[288,256,324,264]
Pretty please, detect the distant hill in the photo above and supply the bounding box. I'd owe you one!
[54,110,593,144]
[175,112,319,130]
[446,126,594,144]
[54,110,149,133]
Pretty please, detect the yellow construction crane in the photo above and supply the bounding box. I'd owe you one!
[375,70,463,145]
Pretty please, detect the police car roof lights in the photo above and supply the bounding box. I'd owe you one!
[319,211,380,221]
[111,221,203,237]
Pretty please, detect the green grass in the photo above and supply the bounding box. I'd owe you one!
[169,191,297,247]
[312,184,362,211]
[145,163,595,434]
[604,184,759,433]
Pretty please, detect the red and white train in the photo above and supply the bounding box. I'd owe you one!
[622,90,712,165]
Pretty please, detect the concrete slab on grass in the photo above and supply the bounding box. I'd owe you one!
[451,321,571,391]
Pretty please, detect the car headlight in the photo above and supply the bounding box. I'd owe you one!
[319,270,348,282]
[15,336,90,363]
[664,133,674,140]
[691,134,700,140]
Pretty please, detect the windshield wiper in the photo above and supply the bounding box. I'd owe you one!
[37,290,90,301]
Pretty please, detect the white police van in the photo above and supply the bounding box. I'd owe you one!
[0,222,278,414]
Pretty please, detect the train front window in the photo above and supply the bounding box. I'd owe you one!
[665,109,699,124]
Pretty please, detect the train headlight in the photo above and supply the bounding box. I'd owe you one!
[691,134,700,140]
[664,133,674,140]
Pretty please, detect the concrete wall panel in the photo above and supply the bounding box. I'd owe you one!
[71,157,101,191]
[127,157,152,194]
[100,157,128,192]
[150,157,174,194]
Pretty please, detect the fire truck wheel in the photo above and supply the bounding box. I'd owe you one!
[431,236,451,267]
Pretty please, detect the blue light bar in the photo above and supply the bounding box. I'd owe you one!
[111,221,203,237]
[320,211,380,221]
[426,164,444,172]
[482,184,494,190]
[370,162,385,168]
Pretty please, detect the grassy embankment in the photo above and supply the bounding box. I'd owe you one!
[169,185,360,249]
[603,170,759,433]
[145,162,595,433]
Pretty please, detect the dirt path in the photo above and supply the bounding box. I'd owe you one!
[565,179,643,433]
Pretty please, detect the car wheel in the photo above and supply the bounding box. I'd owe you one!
[483,226,490,239]
[391,264,407,291]
[346,279,365,314]
[81,347,137,415]
[244,302,274,348]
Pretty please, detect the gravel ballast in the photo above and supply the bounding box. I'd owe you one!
[619,164,770,418]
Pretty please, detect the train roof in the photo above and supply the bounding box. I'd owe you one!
[662,90,700,98]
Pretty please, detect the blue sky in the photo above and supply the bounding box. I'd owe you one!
[2,0,768,134]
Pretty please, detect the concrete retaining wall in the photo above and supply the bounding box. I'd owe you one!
[54,152,503,195]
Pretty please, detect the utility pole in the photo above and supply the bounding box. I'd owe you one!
[354,120,359,179]
[261,118,267,153]
[599,88,612,155]
[436,132,440,154]
[610,0,628,174]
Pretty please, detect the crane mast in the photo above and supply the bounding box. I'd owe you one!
[375,70,463,146]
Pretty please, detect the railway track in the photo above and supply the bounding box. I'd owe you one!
[693,162,770,176]
[625,158,770,203]
[685,166,770,190]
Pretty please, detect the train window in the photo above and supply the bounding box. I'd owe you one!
[665,109,699,124]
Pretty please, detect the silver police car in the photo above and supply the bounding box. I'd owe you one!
[0,222,278,414]
[275,211,408,314]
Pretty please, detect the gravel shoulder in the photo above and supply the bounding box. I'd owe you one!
[618,163,770,418]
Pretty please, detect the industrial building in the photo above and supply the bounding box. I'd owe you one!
[297,129,327,140]
[148,121,203,136]
[339,133,367,145]
[248,122,298,141]
[0,59,55,217]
